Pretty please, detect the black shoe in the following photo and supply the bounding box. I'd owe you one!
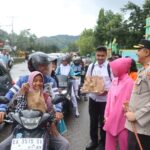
[95,143,104,150]
[86,141,98,150]
[98,140,105,148]
[75,114,80,118]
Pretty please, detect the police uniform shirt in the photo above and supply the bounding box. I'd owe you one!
[125,63,150,135]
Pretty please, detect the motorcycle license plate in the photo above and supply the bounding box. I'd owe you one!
[11,138,44,150]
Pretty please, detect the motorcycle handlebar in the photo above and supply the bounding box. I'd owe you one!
[0,96,9,104]
[52,94,67,105]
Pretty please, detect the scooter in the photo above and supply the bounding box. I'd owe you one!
[7,57,14,70]
[0,91,68,150]
[9,109,55,150]
[56,75,72,116]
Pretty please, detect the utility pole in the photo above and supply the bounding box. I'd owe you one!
[7,16,18,52]
[0,16,15,41]
[0,17,15,33]
[9,16,15,48]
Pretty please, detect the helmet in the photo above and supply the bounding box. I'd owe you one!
[73,56,82,65]
[61,55,71,63]
[85,58,92,66]
[86,54,90,57]
[28,52,54,72]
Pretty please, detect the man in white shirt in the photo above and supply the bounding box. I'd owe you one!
[86,46,112,150]
[55,56,80,117]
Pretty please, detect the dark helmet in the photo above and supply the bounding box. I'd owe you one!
[28,52,54,72]
[73,56,82,65]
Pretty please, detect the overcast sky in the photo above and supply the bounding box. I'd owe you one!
[0,0,144,37]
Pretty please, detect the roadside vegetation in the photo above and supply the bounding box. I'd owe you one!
[0,1,149,56]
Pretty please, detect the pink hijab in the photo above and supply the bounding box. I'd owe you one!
[109,57,132,79]
[28,71,43,93]
[104,58,134,136]
[27,71,52,112]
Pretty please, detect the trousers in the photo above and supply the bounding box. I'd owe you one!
[105,129,128,150]
[128,130,150,150]
[89,98,106,145]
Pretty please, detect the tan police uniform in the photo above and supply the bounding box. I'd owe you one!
[125,63,150,135]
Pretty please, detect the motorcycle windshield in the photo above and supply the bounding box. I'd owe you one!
[20,116,41,130]
[11,110,52,130]
[56,75,68,88]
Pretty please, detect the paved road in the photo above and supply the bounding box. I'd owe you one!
[64,100,90,150]
[0,62,91,150]
[10,61,30,81]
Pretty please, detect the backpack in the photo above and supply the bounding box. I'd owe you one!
[90,62,112,81]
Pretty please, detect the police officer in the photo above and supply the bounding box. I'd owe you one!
[125,39,150,150]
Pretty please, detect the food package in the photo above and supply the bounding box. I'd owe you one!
[81,76,104,94]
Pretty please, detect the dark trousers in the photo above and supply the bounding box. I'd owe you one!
[89,98,106,145]
[128,130,150,150]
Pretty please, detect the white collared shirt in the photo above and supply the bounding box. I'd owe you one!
[86,60,112,102]
[59,64,71,76]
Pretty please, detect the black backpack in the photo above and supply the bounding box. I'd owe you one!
[90,62,112,81]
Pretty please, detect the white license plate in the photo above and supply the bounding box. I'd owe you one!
[11,138,44,150]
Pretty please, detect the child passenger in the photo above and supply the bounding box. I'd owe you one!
[103,58,134,150]
[15,71,53,113]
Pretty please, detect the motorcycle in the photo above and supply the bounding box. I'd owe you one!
[56,75,72,116]
[9,109,55,150]
[0,91,68,150]
[7,57,14,70]
[0,114,13,143]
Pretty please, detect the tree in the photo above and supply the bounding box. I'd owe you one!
[33,42,60,53]
[0,30,9,41]
[121,0,150,47]
[94,9,123,47]
[122,2,144,46]
[143,0,150,18]
[16,30,37,51]
[64,42,79,52]
[76,29,95,55]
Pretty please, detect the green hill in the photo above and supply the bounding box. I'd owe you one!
[36,35,79,49]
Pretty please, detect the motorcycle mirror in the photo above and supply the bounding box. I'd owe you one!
[52,94,67,105]
[61,90,67,95]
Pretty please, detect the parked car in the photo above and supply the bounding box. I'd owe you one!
[0,62,13,96]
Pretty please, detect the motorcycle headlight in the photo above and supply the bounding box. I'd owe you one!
[20,116,41,130]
